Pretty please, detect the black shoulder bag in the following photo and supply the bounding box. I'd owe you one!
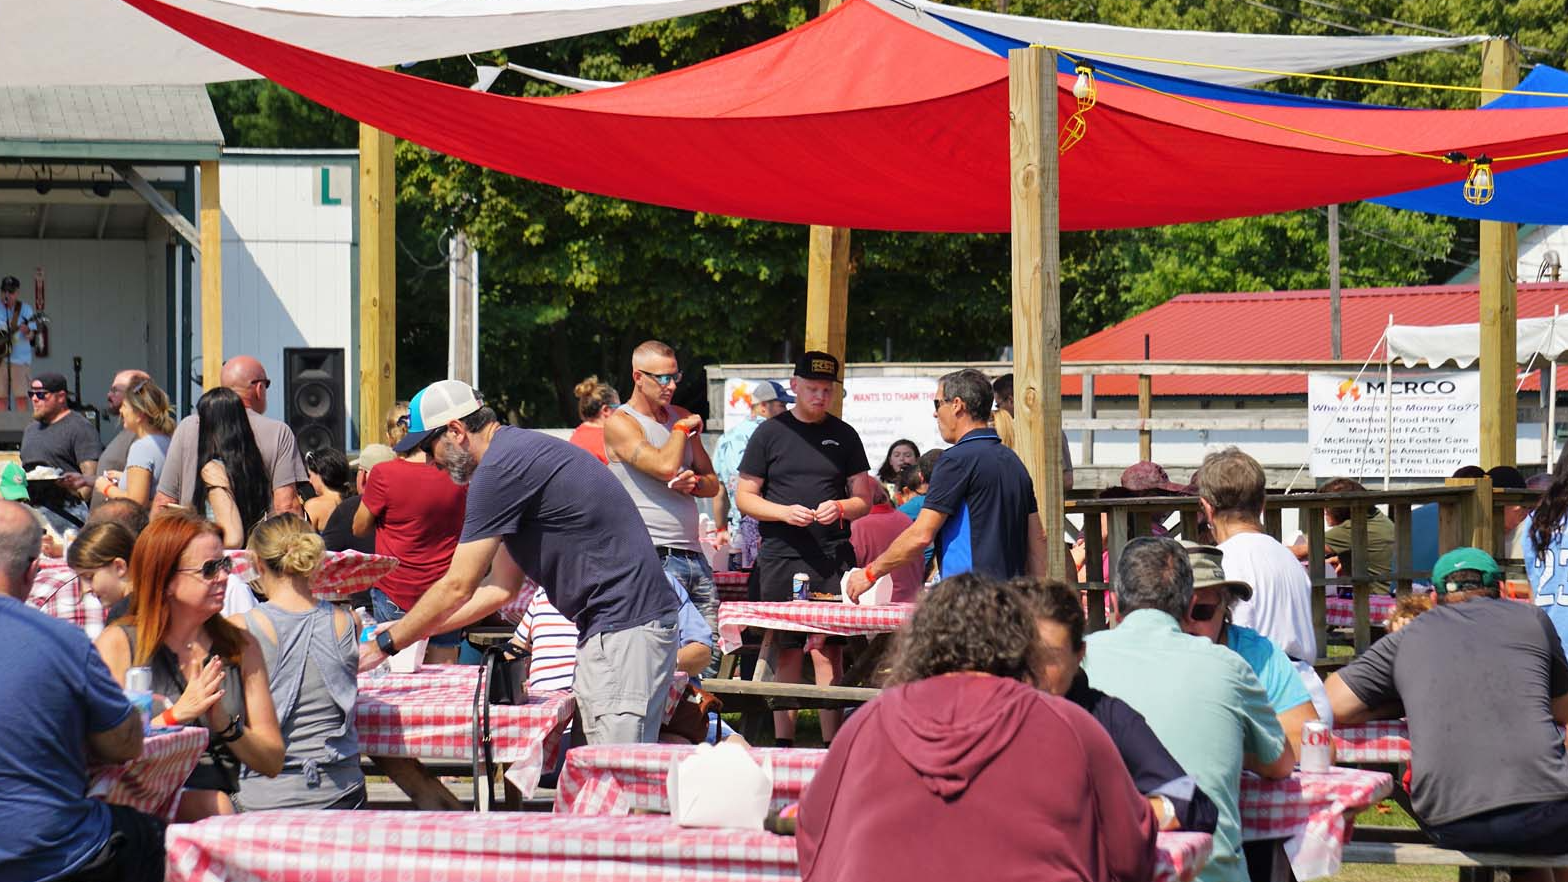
[471,642,530,810]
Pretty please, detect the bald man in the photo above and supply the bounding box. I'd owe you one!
[90,369,150,511]
[152,355,306,517]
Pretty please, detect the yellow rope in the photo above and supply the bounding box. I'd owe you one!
[1066,51,1568,166]
[1038,44,1568,98]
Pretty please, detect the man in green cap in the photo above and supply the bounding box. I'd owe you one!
[1328,546,1568,857]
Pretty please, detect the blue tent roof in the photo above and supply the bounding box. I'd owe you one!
[930,8,1568,223]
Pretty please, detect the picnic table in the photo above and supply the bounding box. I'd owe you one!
[355,667,574,811]
[166,811,799,882]
[1325,594,1395,630]
[714,569,749,603]
[88,726,207,820]
[716,600,912,660]
[164,808,1210,882]
[554,743,1379,880]
[1332,720,1411,765]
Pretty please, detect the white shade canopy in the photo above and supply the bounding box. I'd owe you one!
[1388,315,1568,367]
[8,0,748,86]
[870,0,1487,86]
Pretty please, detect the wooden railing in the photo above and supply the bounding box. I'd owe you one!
[1068,479,1541,659]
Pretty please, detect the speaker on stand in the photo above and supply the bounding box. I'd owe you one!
[283,348,345,455]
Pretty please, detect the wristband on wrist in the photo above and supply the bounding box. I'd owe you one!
[863,564,878,584]
[833,500,845,522]
[159,707,182,727]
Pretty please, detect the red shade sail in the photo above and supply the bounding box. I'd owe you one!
[125,0,1568,232]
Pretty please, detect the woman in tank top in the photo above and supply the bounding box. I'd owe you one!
[232,513,365,810]
[94,511,284,820]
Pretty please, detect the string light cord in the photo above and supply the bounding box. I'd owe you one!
[1045,45,1568,98]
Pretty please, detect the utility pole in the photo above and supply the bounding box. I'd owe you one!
[1329,203,1342,359]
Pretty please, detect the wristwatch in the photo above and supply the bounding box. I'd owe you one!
[375,628,399,656]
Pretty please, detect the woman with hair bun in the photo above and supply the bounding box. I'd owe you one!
[568,376,619,465]
[231,513,365,810]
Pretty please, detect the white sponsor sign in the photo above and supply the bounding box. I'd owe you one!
[1307,370,1481,479]
[722,376,945,471]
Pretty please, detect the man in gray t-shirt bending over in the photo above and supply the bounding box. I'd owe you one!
[357,380,679,745]
[1329,546,1568,854]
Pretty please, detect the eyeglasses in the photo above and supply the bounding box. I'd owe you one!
[1188,602,1219,622]
[178,556,235,580]
[639,370,683,387]
[932,397,952,413]
[251,378,272,389]
[28,389,51,399]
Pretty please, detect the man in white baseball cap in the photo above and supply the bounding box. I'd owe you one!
[363,379,680,745]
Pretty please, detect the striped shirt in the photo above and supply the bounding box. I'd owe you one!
[513,584,579,692]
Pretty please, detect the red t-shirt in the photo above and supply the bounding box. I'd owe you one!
[361,458,469,610]
[850,504,926,603]
[568,422,608,465]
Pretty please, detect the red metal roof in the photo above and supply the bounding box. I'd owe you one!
[1061,282,1568,397]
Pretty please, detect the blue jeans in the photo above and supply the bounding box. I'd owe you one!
[661,550,718,675]
[369,588,465,648]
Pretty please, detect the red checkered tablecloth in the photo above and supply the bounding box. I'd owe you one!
[1332,720,1410,764]
[1325,595,1395,629]
[165,808,1205,882]
[714,570,750,603]
[28,563,104,637]
[717,601,913,654]
[355,680,574,797]
[368,665,688,724]
[1242,768,1393,878]
[308,551,399,602]
[166,811,799,882]
[554,743,1379,881]
[88,727,206,819]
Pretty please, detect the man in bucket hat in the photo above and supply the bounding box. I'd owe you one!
[1330,546,1568,855]
[359,379,679,745]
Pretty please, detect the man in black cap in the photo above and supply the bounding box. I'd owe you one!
[21,372,102,526]
[735,350,877,747]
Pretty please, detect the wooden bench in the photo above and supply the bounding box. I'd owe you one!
[702,679,882,743]
[1343,841,1568,881]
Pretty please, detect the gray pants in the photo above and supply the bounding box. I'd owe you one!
[573,616,678,744]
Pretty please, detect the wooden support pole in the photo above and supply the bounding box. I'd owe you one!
[804,0,851,417]
[1480,38,1520,469]
[1009,46,1066,581]
[359,123,397,447]
[1138,374,1153,461]
[198,159,222,390]
[804,225,850,415]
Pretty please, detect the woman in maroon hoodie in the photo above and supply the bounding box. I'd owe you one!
[797,574,1158,882]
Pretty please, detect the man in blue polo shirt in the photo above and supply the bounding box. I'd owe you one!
[846,368,1046,599]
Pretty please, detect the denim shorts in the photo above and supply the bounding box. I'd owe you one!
[370,588,465,648]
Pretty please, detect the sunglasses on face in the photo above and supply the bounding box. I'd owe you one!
[932,397,951,413]
[252,378,272,390]
[28,389,52,399]
[1189,602,1220,622]
[178,556,235,580]
[640,370,682,387]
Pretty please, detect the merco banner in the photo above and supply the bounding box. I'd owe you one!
[1307,370,1481,478]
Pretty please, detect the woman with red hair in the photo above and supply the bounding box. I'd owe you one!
[94,512,283,820]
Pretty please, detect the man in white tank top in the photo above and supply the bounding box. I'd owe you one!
[603,340,722,666]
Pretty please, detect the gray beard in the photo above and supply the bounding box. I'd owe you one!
[442,447,477,485]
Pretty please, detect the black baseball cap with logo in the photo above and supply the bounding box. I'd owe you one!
[794,350,841,383]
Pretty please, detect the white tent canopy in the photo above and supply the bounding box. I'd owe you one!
[13,0,1492,88]
[870,0,1487,86]
[9,0,748,86]
[1389,315,1568,368]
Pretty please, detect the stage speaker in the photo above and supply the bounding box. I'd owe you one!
[283,348,345,455]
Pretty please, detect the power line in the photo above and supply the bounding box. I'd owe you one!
[1313,206,1476,270]
[1294,0,1566,62]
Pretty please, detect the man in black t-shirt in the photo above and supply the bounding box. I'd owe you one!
[736,351,877,747]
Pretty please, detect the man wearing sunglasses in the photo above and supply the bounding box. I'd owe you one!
[1329,547,1568,858]
[358,380,679,746]
[1084,536,1292,882]
[154,355,306,517]
[1180,543,1325,762]
[847,368,1047,602]
[21,372,102,527]
[603,340,721,669]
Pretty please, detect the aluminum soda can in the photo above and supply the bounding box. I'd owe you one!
[792,572,811,601]
[1300,720,1332,773]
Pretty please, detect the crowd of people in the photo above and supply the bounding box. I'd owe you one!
[13,342,1568,882]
